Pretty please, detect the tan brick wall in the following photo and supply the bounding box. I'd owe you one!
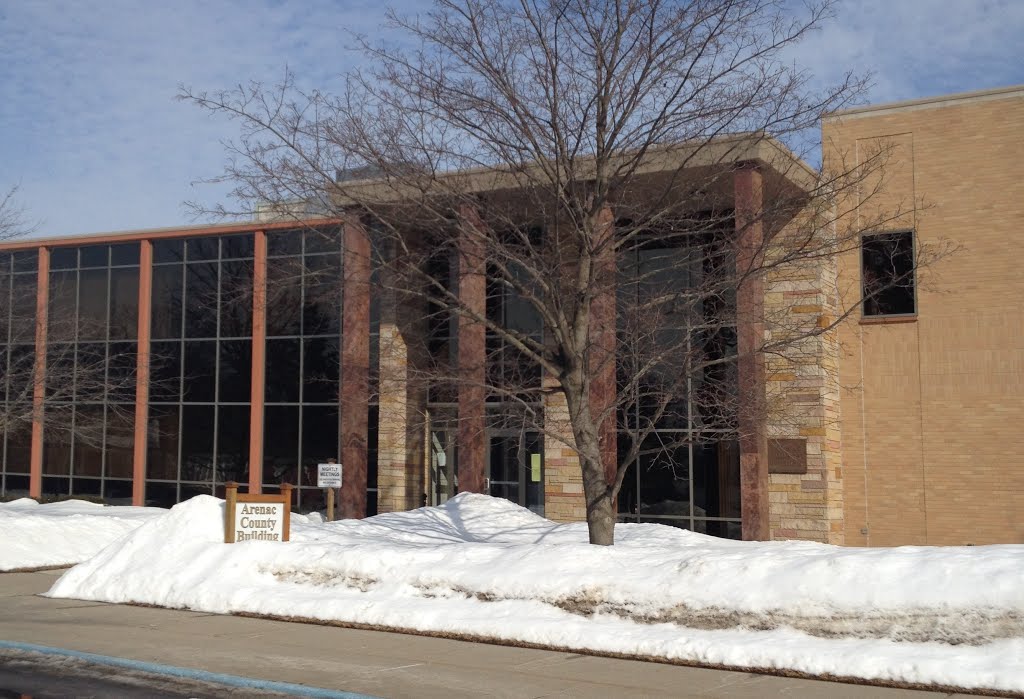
[825,89,1024,545]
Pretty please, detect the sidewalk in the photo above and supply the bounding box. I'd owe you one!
[0,571,978,699]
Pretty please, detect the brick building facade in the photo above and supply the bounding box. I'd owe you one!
[0,85,1020,546]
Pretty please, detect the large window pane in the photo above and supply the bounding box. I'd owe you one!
[216,405,249,483]
[50,247,77,270]
[48,270,77,342]
[109,267,139,340]
[146,405,179,480]
[218,340,252,403]
[149,341,182,403]
[9,275,37,341]
[265,339,300,403]
[182,341,216,402]
[263,405,299,485]
[78,268,109,340]
[180,405,214,482]
[186,236,219,262]
[11,251,37,273]
[268,230,301,256]
[302,406,338,482]
[110,243,140,267]
[303,337,338,403]
[74,343,107,402]
[637,435,691,519]
[107,342,137,403]
[220,260,253,337]
[220,234,254,260]
[72,405,105,476]
[79,245,108,268]
[266,258,302,337]
[153,239,184,264]
[151,264,183,339]
[184,262,218,338]
[105,407,135,479]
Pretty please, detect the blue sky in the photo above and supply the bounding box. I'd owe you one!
[2,0,1022,238]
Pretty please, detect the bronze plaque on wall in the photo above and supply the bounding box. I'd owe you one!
[768,438,808,474]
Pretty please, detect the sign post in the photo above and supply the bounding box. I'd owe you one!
[317,460,342,521]
[224,481,293,543]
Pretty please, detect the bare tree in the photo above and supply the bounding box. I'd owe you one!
[180,0,945,543]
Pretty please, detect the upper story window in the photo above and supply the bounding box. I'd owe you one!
[862,230,916,317]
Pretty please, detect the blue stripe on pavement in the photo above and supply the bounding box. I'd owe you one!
[0,639,379,699]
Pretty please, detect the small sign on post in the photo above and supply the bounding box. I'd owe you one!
[318,460,342,522]
[224,482,293,544]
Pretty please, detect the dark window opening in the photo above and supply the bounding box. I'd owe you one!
[862,231,915,316]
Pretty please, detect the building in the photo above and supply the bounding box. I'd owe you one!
[0,85,1021,546]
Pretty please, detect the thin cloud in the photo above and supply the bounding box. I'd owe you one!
[1,0,1021,237]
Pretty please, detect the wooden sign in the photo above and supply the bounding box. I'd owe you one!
[224,482,293,544]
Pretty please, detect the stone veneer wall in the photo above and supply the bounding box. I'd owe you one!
[542,377,587,522]
[763,225,845,544]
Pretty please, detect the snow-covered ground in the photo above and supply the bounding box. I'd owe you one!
[41,493,1024,693]
[0,498,164,571]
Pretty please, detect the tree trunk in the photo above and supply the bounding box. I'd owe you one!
[582,457,616,545]
[566,380,616,545]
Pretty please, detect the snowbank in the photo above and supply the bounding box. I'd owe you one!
[0,498,164,571]
[47,494,1024,692]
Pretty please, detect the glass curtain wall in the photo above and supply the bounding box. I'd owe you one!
[0,251,38,496]
[146,234,253,506]
[485,239,545,515]
[263,227,356,514]
[616,233,742,538]
[42,243,140,502]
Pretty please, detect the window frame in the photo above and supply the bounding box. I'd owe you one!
[860,229,917,319]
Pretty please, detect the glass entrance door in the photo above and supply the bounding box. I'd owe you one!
[487,431,544,515]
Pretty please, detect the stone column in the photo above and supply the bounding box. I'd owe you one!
[340,218,371,518]
[734,164,770,540]
[376,275,427,513]
[456,204,487,494]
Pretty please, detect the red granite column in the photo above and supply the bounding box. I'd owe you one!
[28,247,49,498]
[456,204,487,494]
[734,164,770,540]
[340,219,370,518]
[247,230,267,495]
[590,205,618,486]
[131,240,154,505]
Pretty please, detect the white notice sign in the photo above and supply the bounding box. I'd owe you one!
[318,463,342,488]
[233,502,285,542]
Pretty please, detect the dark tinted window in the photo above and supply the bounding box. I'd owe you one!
[79,245,109,268]
[862,231,915,316]
[50,248,78,270]
[153,239,185,264]
[110,243,140,266]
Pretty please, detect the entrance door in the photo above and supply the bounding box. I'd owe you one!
[487,431,544,515]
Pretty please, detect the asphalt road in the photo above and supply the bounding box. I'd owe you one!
[0,570,982,699]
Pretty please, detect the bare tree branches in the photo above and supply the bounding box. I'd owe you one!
[179,0,942,544]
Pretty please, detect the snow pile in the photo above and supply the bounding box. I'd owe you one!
[0,498,164,571]
[47,494,1024,692]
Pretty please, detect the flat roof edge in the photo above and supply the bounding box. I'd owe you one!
[0,217,342,252]
[825,84,1024,121]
